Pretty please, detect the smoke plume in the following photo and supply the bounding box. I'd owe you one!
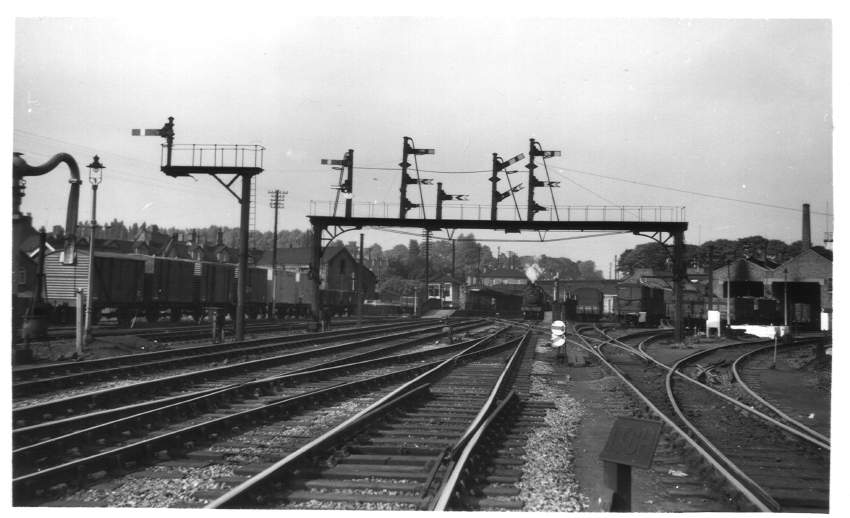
[525,263,542,283]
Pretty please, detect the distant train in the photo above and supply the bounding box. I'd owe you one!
[521,281,549,320]
[40,250,358,325]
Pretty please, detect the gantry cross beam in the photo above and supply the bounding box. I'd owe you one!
[307,215,689,340]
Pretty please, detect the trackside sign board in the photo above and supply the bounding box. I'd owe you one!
[599,417,662,469]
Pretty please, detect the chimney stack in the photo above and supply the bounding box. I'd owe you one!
[217,229,223,246]
[802,203,811,251]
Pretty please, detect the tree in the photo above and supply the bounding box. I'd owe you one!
[51,225,64,239]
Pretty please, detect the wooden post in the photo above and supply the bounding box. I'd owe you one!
[603,462,632,512]
[75,290,85,355]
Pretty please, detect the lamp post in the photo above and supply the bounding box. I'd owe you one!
[84,155,105,343]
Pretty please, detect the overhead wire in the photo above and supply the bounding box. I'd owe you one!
[553,165,832,217]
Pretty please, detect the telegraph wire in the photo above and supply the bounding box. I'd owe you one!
[553,166,833,217]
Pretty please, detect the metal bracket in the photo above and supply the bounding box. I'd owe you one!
[210,173,246,204]
[321,225,362,255]
[634,231,673,248]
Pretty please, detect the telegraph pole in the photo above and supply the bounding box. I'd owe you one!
[269,189,287,318]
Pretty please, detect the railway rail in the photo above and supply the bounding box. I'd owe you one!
[206,327,533,510]
[15,324,516,505]
[732,341,831,441]
[574,325,830,512]
[13,319,462,395]
[14,320,486,433]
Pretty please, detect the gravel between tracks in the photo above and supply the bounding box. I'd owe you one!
[54,396,383,507]
[517,364,589,511]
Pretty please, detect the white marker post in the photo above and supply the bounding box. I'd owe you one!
[551,320,567,362]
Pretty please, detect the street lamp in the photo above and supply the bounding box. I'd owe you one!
[84,155,105,342]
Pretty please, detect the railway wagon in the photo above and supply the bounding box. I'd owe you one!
[43,250,146,324]
[617,284,665,327]
[728,297,781,326]
[145,256,196,322]
[197,262,235,310]
[573,287,603,321]
[242,266,269,318]
[268,270,314,318]
[265,268,355,318]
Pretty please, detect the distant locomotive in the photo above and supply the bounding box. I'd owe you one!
[521,281,549,320]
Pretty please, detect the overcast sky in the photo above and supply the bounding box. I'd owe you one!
[10,9,836,274]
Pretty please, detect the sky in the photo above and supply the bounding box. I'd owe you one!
[8,5,838,277]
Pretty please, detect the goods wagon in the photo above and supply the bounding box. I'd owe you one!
[145,257,195,322]
[42,250,145,324]
[197,262,235,308]
[44,250,271,324]
[573,287,603,320]
[263,267,356,319]
[727,297,781,326]
[617,284,665,327]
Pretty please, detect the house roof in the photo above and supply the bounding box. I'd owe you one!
[255,246,347,267]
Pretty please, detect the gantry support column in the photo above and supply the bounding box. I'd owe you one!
[310,222,324,328]
[235,174,253,341]
[672,231,685,342]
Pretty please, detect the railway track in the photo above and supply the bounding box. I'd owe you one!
[14,320,477,403]
[666,339,829,512]
[13,319,435,389]
[13,320,487,434]
[15,325,516,506]
[15,316,402,343]
[732,341,831,440]
[205,328,534,510]
[576,325,830,512]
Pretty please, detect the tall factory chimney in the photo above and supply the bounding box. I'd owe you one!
[802,203,811,251]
